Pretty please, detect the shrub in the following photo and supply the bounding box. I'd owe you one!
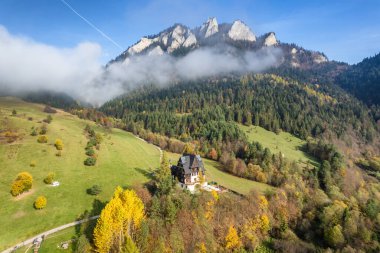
[85,148,95,156]
[87,138,97,147]
[37,135,48,143]
[39,124,47,134]
[34,196,47,209]
[11,180,25,196]
[43,115,53,124]
[55,139,64,150]
[43,105,57,114]
[12,109,17,116]
[10,172,33,196]
[95,133,103,144]
[44,172,55,184]
[84,157,97,166]
[31,128,38,136]
[87,185,102,195]
[88,128,95,137]
[30,160,36,167]
[84,124,91,132]
[56,150,62,157]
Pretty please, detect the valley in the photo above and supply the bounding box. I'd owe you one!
[0,3,379,251]
[0,97,277,251]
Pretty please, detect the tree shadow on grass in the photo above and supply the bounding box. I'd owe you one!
[72,198,107,251]
[134,167,154,180]
[297,143,321,168]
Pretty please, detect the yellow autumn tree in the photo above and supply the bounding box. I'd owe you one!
[225,225,241,250]
[242,214,271,249]
[196,242,207,253]
[211,190,219,201]
[93,187,144,253]
[260,214,270,234]
[10,172,33,196]
[199,170,205,185]
[183,143,196,155]
[34,196,47,209]
[258,195,268,211]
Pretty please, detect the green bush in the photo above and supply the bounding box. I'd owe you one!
[95,133,103,144]
[86,138,97,148]
[43,115,53,124]
[84,157,97,166]
[44,172,55,184]
[87,185,102,195]
[88,128,95,137]
[85,148,95,156]
[31,128,38,136]
[39,124,47,134]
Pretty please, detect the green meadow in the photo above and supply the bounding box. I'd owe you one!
[239,124,319,167]
[0,97,160,250]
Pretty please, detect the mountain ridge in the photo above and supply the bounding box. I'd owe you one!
[108,17,340,82]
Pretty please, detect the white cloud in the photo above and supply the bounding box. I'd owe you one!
[0,25,282,106]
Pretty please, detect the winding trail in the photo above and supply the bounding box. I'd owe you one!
[1,215,99,253]
[134,135,163,161]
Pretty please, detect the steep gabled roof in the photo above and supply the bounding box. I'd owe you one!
[179,154,205,174]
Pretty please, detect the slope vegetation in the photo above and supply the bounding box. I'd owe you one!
[239,124,319,167]
[0,97,160,250]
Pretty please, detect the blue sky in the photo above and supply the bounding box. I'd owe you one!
[0,0,379,64]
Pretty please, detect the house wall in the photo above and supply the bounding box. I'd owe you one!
[190,171,199,183]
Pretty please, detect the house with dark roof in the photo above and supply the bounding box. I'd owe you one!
[171,154,206,192]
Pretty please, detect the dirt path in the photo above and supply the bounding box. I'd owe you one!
[134,135,163,161]
[1,215,99,253]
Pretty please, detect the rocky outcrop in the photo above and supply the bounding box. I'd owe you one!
[313,54,328,64]
[183,33,197,47]
[167,25,187,53]
[263,32,277,46]
[227,20,256,42]
[111,17,332,71]
[200,17,219,38]
[127,37,157,55]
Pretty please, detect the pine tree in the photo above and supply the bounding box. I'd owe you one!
[124,236,139,253]
[155,152,173,195]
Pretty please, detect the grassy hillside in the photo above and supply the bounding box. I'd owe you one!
[14,227,78,253]
[0,97,160,250]
[167,152,273,195]
[239,124,319,167]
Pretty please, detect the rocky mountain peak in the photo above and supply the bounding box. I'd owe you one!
[111,17,331,72]
[263,32,277,46]
[227,20,256,42]
[200,17,219,38]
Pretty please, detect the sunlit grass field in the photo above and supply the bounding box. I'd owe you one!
[0,97,160,250]
[239,124,319,167]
